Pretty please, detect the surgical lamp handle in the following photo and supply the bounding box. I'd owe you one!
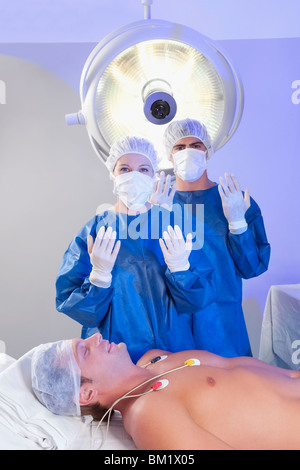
[141,0,153,20]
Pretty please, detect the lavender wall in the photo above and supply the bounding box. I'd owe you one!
[0,35,299,358]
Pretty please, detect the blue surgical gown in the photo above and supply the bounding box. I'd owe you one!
[173,185,270,357]
[56,206,216,362]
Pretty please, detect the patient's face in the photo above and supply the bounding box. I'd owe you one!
[72,334,131,386]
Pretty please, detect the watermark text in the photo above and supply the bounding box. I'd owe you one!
[292,340,300,365]
[0,79,6,104]
[95,203,204,250]
[291,80,300,105]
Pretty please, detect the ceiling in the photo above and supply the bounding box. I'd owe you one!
[0,0,299,43]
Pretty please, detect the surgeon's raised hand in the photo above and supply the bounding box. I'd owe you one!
[87,226,121,288]
[149,171,177,211]
[159,225,193,273]
[218,173,251,234]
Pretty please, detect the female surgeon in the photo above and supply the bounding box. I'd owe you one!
[56,136,216,363]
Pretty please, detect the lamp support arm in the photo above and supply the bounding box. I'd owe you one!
[141,0,153,20]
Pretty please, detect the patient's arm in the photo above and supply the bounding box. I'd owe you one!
[227,356,300,378]
[126,395,234,450]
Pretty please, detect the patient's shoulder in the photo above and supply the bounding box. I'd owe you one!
[136,349,171,367]
[124,391,172,447]
[124,391,199,450]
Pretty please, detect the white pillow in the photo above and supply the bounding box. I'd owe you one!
[0,347,91,450]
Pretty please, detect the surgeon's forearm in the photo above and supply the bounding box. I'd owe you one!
[56,278,114,327]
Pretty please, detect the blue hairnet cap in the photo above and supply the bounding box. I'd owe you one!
[105,136,160,174]
[31,340,81,417]
[163,118,214,160]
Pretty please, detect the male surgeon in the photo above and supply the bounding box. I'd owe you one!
[163,118,270,357]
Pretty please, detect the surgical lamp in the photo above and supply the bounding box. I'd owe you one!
[66,0,244,171]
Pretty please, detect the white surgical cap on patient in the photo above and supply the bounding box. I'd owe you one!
[163,118,214,160]
[105,136,160,175]
[31,340,81,417]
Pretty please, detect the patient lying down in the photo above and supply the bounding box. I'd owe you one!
[31,333,300,450]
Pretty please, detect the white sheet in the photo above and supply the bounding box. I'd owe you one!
[259,284,300,369]
[0,348,136,450]
[91,412,137,451]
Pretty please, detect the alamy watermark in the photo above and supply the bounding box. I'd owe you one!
[96,203,205,250]
[0,79,6,104]
[292,340,300,366]
[291,80,300,105]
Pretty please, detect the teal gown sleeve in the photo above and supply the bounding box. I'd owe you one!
[227,196,270,279]
[55,216,114,328]
[164,252,216,314]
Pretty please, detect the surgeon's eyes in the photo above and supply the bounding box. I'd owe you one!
[173,146,185,153]
[139,167,150,173]
[192,143,205,150]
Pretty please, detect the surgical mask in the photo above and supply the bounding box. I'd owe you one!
[173,148,207,182]
[113,171,155,210]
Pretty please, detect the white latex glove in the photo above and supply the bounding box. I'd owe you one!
[87,226,121,288]
[149,171,177,211]
[159,225,193,273]
[218,173,251,234]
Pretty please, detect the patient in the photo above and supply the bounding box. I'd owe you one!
[31,333,300,450]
